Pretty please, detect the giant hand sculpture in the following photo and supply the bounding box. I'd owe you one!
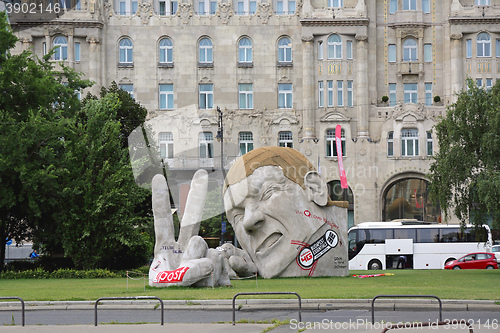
[149,170,231,287]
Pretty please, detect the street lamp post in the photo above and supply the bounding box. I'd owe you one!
[215,106,226,245]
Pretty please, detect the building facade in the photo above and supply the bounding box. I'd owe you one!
[8,0,500,228]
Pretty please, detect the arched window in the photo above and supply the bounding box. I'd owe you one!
[477,32,491,57]
[383,178,440,222]
[159,132,174,159]
[278,37,292,63]
[327,180,354,228]
[401,128,419,156]
[326,129,346,157]
[119,38,133,63]
[53,36,67,61]
[159,38,173,64]
[238,37,252,63]
[199,38,213,64]
[327,34,342,59]
[403,38,417,61]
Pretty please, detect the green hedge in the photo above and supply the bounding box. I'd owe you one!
[0,268,121,279]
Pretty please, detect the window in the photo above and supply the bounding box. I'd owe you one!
[425,82,432,106]
[59,0,70,9]
[239,83,253,109]
[199,132,213,158]
[337,80,343,106]
[318,41,324,60]
[318,81,324,108]
[327,80,334,107]
[278,37,292,63]
[327,34,342,59]
[486,78,493,90]
[326,129,346,157]
[426,131,433,156]
[239,132,254,155]
[159,0,177,15]
[404,83,417,104]
[235,0,256,14]
[422,0,430,13]
[199,38,213,64]
[328,0,343,7]
[346,40,352,59]
[159,132,174,159]
[159,38,173,64]
[403,0,416,10]
[403,38,417,62]
[424,44,432,62]
[74,42,80,62]
[199,84,213,109]
[117,0,137,15]
[477,33,491,57]
[159,84,174,110]
[497,39,500,58]
[389,0,397,13]
[278,131,293,148]
[476,78,483,87]
[119,84,133,99]
[476,0,490,4]
[347,80,353,107]
[119,38,133,64]
[197,0,217,14]
[278,83,293,109]
[401,129,419,157]
[387,132,394,157]
[238,38,252,63]
[389,83,397,106]
[388,44,396,63]
[53,36,67,61]
[75,0,81,10]
[276,0,295,14]
[466,39,472,58]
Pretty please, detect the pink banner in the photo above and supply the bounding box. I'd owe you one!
[335,125,348,189]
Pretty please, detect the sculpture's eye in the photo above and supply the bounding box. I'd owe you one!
[261,185,280,201]
[233,213,244,225]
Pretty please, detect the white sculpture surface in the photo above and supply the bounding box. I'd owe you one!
[149,146,348,286]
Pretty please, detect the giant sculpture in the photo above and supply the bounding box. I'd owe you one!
[222,147,348,278]
[149,146,348,287]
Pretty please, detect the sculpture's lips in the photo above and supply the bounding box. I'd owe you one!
[256,232,283,255]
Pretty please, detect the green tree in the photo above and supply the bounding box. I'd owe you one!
[53,94,153,269]
[0,12,90,269]
[429,78,500,229]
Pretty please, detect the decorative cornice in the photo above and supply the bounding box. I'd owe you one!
[11,20,104,30]
[300,18,369,27]
[449,16,500,25]
[320,111,351,122]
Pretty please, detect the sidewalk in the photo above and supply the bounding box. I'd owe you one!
[1,298,498,312]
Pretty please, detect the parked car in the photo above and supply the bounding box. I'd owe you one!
[444,252,498,270]
[491,245,500,263]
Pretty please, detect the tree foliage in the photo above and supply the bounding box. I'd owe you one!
[429,78,500,229]
[0,12,153,270]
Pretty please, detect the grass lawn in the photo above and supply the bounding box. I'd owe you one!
[0,270,498,302]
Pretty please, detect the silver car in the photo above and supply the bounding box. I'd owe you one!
[492,245,500,264]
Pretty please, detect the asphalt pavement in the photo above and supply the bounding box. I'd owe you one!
[0,299,498,332]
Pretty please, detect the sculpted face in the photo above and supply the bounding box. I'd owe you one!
[224,166,324,278]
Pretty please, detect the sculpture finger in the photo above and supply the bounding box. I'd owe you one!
[152,174,175,254]
[178,169,208,248]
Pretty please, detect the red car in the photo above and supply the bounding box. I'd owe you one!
[445,252,498,270]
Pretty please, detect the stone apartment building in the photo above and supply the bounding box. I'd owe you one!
[7,0,500,228]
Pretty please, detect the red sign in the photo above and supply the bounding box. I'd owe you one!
[335,125,348,189]
[154,267,189,283]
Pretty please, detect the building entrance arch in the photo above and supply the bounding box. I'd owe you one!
[382,175,440,222]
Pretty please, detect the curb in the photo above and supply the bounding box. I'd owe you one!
[0,299,498,312]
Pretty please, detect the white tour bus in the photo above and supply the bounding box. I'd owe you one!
[348,220,492,270]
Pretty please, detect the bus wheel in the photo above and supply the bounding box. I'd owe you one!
[368,259,382,270]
